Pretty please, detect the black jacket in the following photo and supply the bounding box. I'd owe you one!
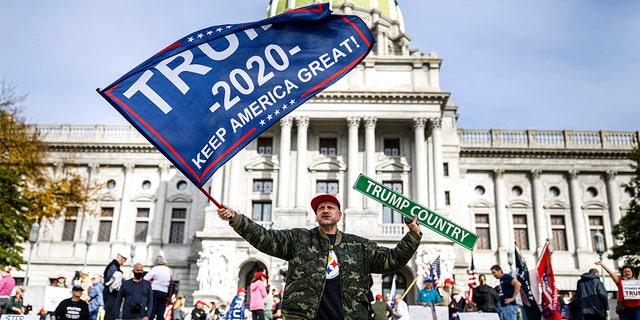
[573,272,608,319]
[474,284,499,312]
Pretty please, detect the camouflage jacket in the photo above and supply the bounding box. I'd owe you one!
[230,213,422,320]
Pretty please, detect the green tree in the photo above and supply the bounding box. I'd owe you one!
[1,81,100,268]
[609,145,640,266]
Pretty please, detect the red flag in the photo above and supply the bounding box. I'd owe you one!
[536,242,561,320]
[467,255,478,302]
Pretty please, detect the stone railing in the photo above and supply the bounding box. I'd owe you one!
[32,125,149,144]
[459,129,639,150]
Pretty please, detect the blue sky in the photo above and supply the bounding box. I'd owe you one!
[1,1,638,131]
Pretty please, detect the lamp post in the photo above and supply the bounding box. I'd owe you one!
[594,230,605,283]
[130,244,136,275]
[83,229,94,268]
[25,218,40,286]
[507,251,514,273]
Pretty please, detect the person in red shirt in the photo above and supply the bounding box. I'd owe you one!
[595,261,639,319]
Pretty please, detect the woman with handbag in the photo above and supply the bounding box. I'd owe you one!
[595,261,639,320]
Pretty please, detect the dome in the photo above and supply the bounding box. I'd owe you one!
[266,0,411,56]
[267,0,405,31]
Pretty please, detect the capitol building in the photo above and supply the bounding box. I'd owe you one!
[17,0,638,307]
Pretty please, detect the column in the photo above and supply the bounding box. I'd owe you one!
[295,117,309,209]
[531,169,547,250]
[605,171,621,243]
[568,170,588,251]
[116,163,135,241]
[493,169,510,249]
[364,117,377,210]
[431,118,445,210]
[413,117,428,204]
[277,117,293,208]
[347,117,361,210]
[151,164,170,244]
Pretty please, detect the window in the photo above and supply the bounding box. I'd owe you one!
[316,180,339,195]
[142,180,151,190]
[586,187,598,197]
[513,215,529,250]
[252,202,272,221]
[443,163,449,177]
[253,179,273,193]
[384,139,400,156]
[475,214,491,250]
[62,207,79,241]
[257,137,273,155]
[444,191,451,206]
[177,180,188,190]
[475,185,485,196]
[169,208,186,244]
[319,138,337,155]
[98,207,114,242]
[549,186,560,197]
[589,216,605,252]
[134,208,150,242]
[512,186,523,196]
[106,179,116,189]
[383,182,404,224]
[550,215,568,251]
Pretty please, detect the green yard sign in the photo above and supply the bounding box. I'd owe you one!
[353,174,478,251]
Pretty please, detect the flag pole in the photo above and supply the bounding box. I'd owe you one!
[199,187,222,208]
[400,275,421,301]
[400,263,430,300]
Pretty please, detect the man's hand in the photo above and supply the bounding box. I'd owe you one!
[405,215,421,235]
[217,206,236,222]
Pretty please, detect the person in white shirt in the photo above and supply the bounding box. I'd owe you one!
[143,255,172,320]
[393,294,410,320]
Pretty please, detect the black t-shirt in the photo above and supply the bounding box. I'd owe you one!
[54,298,90,320]
[316,234,343,320]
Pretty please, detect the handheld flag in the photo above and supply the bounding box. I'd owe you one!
[430,255,442,290]
[467,254,478,302]
[390,274,397,308]
[514,245,542,320]
[536,242,561,320]
[98,4,374,200]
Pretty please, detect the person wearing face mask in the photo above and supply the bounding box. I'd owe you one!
[115,263,153,320]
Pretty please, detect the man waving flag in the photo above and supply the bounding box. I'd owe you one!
[98,4,374,203]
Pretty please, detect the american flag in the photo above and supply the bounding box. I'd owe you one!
[428,256,442,290]
[390,274,397,308]
[467,254,478,302]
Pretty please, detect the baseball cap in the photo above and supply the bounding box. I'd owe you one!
[423,276,433,282]
[195,300,205,306]
[57,274,66,279]
[310,194,341,212]
[254,271,269,279]
[72,285,83,291]
[445,278,455,285]
[375,294,382,300]
[237,288,247,294]
[80,267,90,275]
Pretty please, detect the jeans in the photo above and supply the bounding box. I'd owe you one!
[500,304,518,320]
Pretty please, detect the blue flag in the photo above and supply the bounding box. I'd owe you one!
[99,3,374,187]
[225,294,245,320]
[515,246,542,320]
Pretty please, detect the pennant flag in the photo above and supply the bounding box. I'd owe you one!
[514,246,542,320]
[390,274,397,308]
[429,255,442,290]
[98,3,374,189]
[467,254,478,303]
[536,242,561,320]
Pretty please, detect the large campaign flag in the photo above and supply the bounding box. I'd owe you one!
[98,4,374,195]
[536,242,561,320]
[514,245,542,320]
